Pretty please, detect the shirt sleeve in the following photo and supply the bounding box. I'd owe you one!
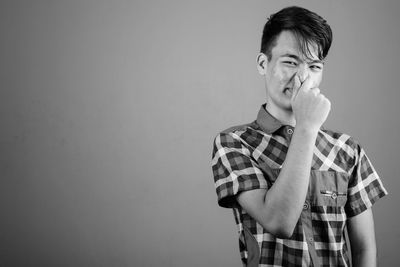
[345,142,388,217]
[211,132,268,208]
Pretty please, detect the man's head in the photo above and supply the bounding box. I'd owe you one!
[257,6,333,121]
[260,6,332,62]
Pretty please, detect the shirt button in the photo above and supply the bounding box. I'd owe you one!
[308,237,314,242]
[287,128,293,135]
[303,202,309,210]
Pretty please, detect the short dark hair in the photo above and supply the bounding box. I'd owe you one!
[260,6,332,61]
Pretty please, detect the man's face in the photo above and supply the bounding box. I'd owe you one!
[258,30,324,116]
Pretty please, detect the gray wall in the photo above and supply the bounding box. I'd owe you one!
[0,0,398,266]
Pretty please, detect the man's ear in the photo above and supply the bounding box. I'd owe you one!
[256,53,268,75]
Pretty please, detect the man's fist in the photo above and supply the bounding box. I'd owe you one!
[291,75,331,131]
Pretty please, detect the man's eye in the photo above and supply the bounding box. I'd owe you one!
[310,65,322,71]
[283,61,297,66]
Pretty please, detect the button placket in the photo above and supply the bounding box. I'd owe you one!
[300,199,319,265]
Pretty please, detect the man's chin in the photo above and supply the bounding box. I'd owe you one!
[276,101,293,112]
[280,96,293,109]
[283,105,293,112]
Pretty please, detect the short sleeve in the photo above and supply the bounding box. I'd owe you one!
[345,143,388,217]
[211,132,268,208]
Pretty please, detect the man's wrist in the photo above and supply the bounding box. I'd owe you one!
[294,124,320,137]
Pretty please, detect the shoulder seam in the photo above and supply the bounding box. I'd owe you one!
[220,122,255,135]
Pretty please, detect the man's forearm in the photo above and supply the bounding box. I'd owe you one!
[261,125,318,236]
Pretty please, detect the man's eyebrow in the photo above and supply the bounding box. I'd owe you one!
[280,53,325,64]
[280,53,301,60]
[308,59,325,64]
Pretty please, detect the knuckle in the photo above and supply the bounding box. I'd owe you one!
[323,98,331,108]
[326,99,331,107]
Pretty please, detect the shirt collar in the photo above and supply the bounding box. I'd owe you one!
[256,104,283,134]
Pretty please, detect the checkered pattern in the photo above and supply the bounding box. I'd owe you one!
[211,105,387,267]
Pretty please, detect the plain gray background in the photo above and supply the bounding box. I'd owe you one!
[0,0,398,266]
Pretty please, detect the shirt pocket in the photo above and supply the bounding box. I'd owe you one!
[310,170,349,207]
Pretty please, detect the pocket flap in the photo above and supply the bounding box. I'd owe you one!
[310,170,349,207]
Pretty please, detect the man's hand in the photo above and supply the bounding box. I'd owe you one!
[291,75,331,131]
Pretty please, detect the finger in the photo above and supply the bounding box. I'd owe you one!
[300,75,313,92]
[291,75,301,102]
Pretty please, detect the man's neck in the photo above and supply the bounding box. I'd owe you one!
[265,104,296,127]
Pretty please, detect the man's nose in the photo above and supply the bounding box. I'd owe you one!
[297,65,309,83]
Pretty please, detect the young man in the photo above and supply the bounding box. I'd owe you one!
[211,6,387,267]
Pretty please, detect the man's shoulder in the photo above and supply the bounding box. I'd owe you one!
[219,121,258,135]
[212,121,258,149]
[319,127,360,149]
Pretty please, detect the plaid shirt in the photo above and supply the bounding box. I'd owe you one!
[211,105,387,267]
